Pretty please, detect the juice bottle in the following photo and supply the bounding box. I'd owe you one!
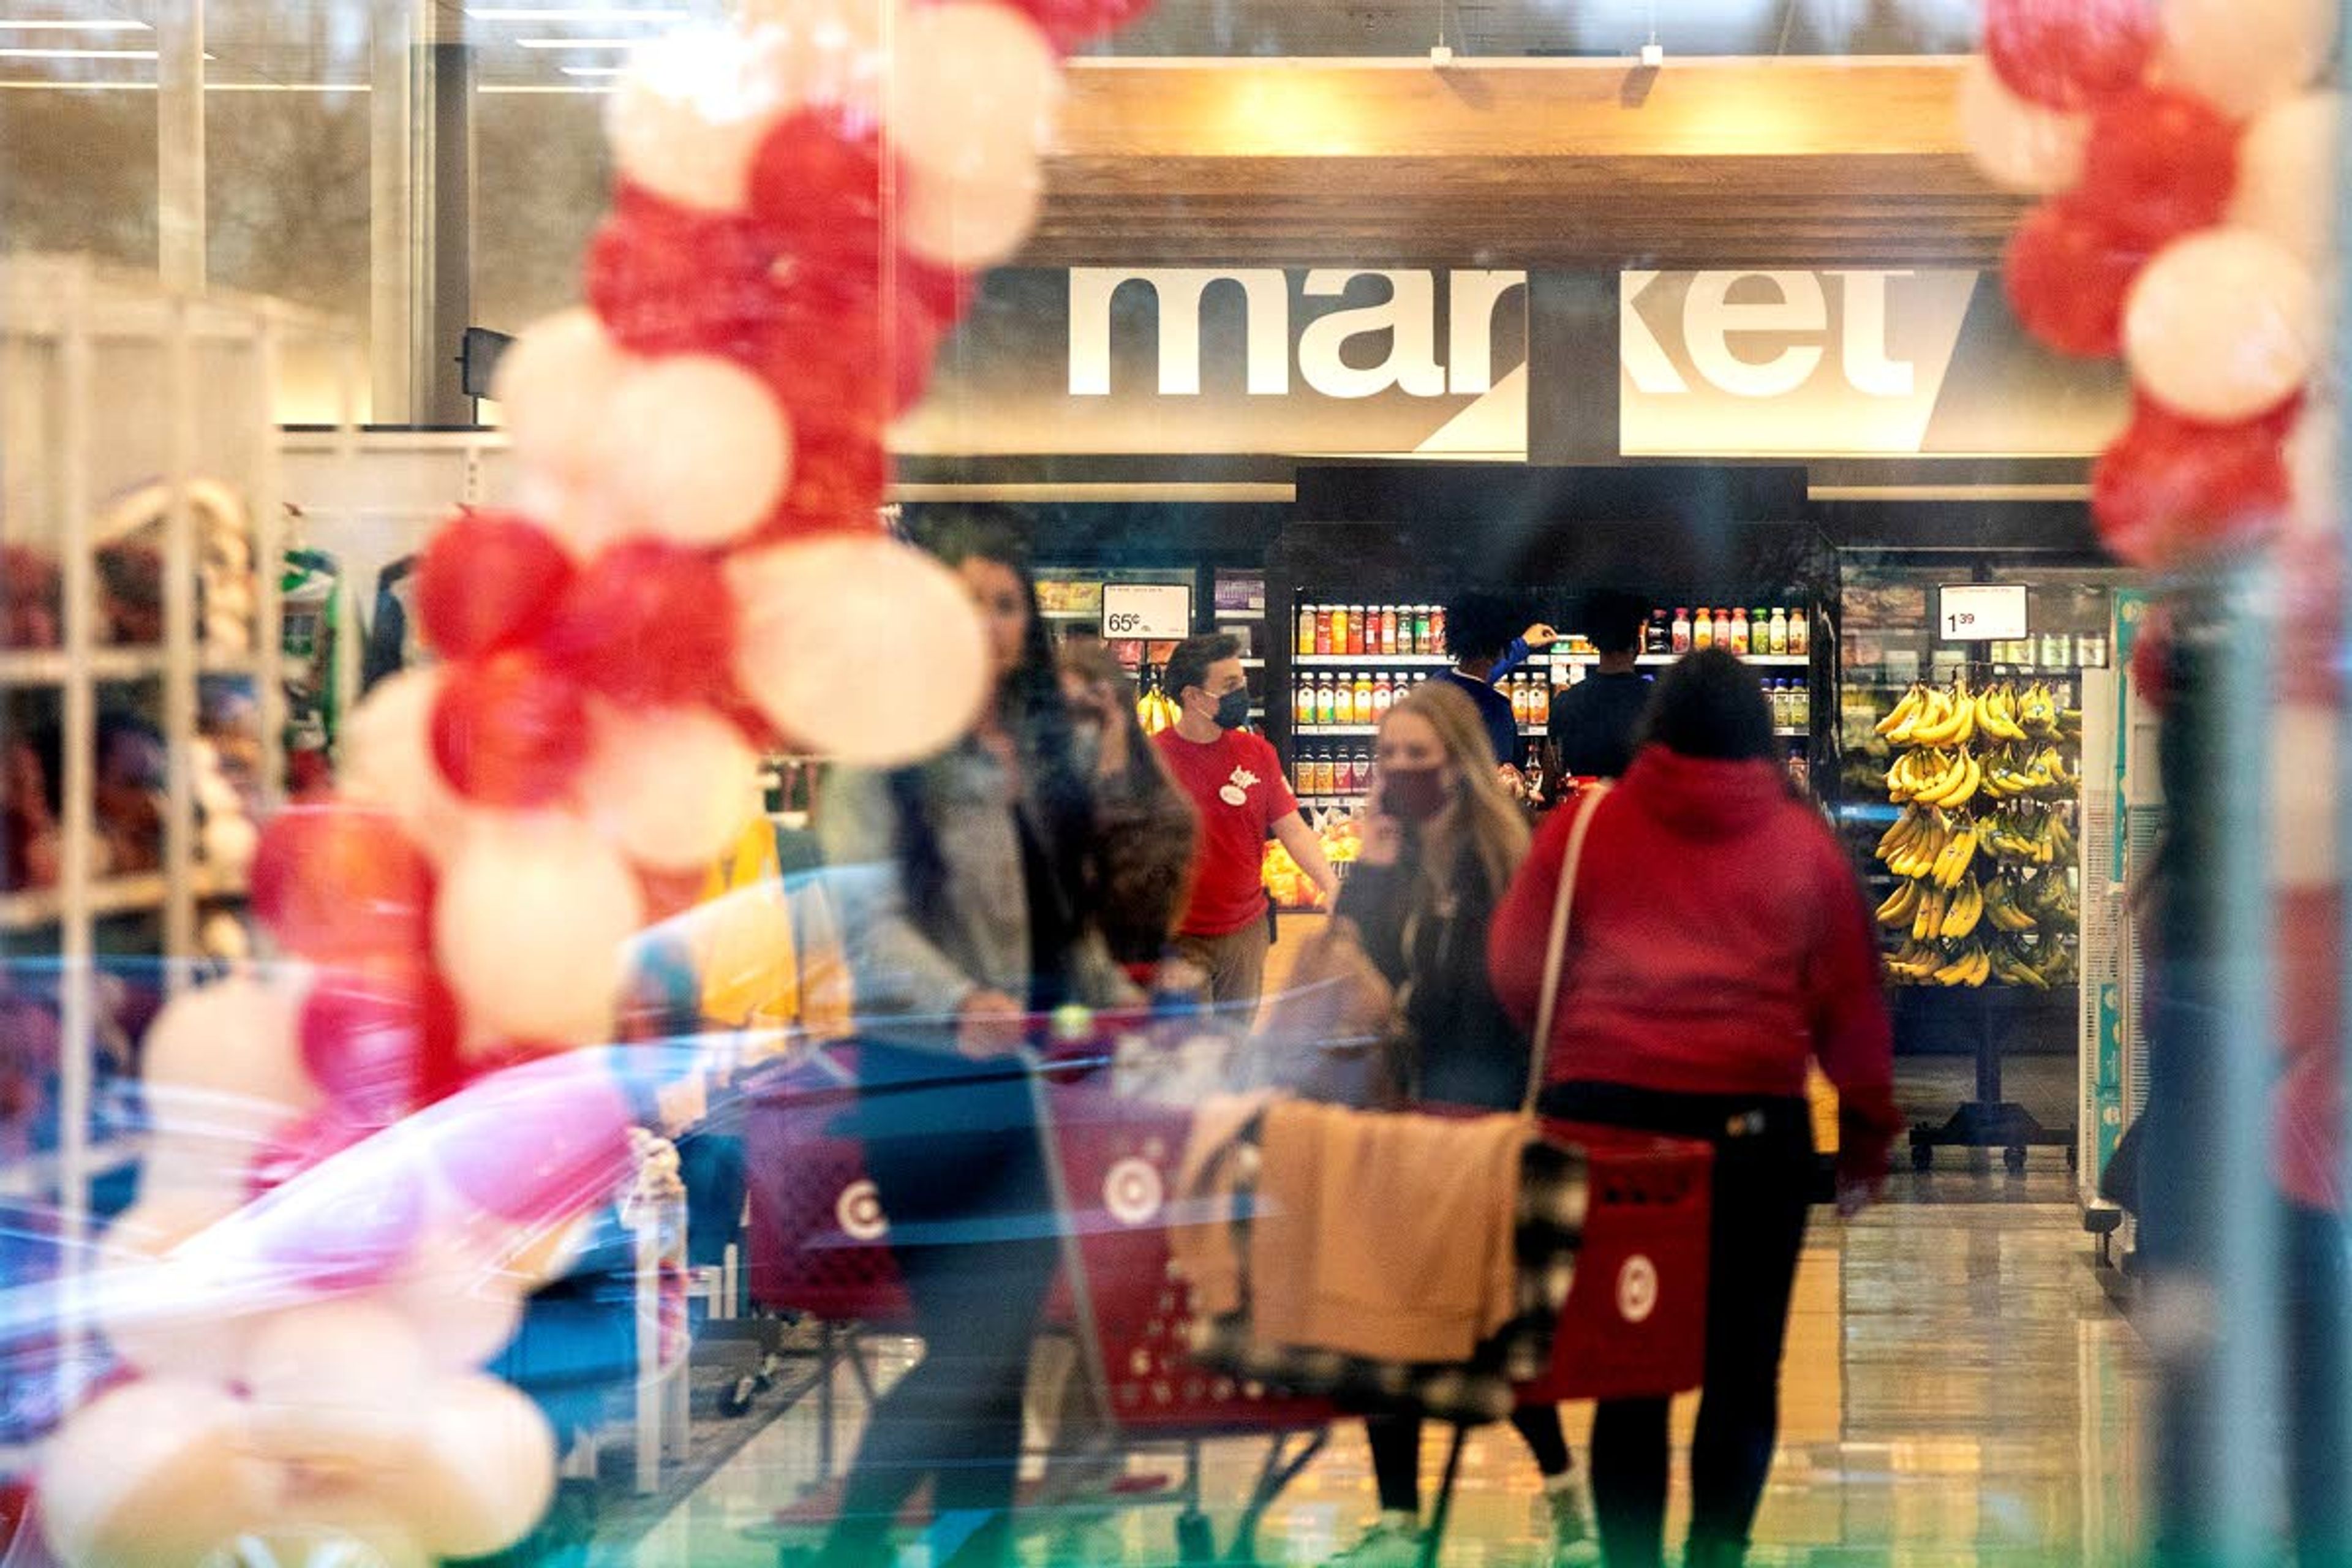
[1414,606,1432,654]
[1693,608,1713,651]
[1378,606,1397,655]
[1769,606,1789,656]
[1354,672,1373,724]
[1348,606,1368,657]
[1371,674,1393,720]
[1316,678,1337,726]
[1314,608,1333,656]
[1532,678,1550,725]
[1648,611,1670,655]
[1788,608,1809,658]
[1297,605,1316,655]
[1794,680,1811,728]
[1672,607,1692,654]
[1713,607,1733,650]
[1729,606,1749,657]
[1329,605,1348,656]
[1352,747,1373,792]
[1429,606,1447,655]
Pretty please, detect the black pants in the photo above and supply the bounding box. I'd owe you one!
[1368,1405,1574,1515]
[1540,1082,1815,1568]
[821,1044,1061,1568]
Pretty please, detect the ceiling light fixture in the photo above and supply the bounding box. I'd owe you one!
[0,46,158,58]
[516,37,643,48]
[0,17,150,29]
[559,62,628,75]
[467,6,685,20]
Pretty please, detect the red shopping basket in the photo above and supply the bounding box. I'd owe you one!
[743,1047,913,1325]
[1518,1122,1713,1404]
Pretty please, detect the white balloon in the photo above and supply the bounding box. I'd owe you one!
[376,1221,529,1372]
[731,537,990,766]
[378,1374,559,1559]
[241,1298,433,1469]
[140,974,318,1137]
[605,356,794,547]
[1957,54,2090,196]
[889,2,1061,189]
[2158,0,2338,118]
[493,309,633,486]
[896,163,1046,270]
[92,1191,260,1380]
[434,815,646,1044]
[2230,92,2343,267]
[581,703,760,872]
[39,1378,270,1567]
[231,1504,434,1568]
[607,26,793,213]
[747,0,890,111]
[340,667,475,862]
[2125,229,2323,423]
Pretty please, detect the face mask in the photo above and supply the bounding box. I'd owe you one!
[1382,764,1451,823]
[1212,688,1253,731]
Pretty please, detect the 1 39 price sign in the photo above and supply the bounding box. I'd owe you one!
[1937,584,2027,643]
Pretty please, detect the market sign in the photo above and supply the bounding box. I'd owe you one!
[892,268,1531,459]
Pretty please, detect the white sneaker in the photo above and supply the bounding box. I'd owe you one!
[1540,1486,1600,1568]
[1328,1519,1425,1568]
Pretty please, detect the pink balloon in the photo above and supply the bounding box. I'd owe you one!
[243,1115,432,1292]
[430,1053,637,1226]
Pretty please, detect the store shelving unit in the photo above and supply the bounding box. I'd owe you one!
[1,255,349,1422]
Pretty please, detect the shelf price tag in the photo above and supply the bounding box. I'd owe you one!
[1101,582,1193,641]
[1938,584,2027,642]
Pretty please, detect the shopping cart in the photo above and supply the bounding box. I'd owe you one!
[743,1041,1713,1566]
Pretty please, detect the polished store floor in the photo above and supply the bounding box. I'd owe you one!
[634,1161,2149,1567]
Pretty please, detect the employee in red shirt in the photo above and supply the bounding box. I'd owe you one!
[1152,632,1337,1022]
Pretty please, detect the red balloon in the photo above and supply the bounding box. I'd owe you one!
[2079,87,2241,248]
[748,108,890,271]
[414,509,576,660]
[1001,0,1154,50]
[429,648,593,808]
[298,962,466,1128]
[541,540,738,710]
[747,416,889,541]
[432,1052,636,1226]
[2003,197,2146,358]
[2092,396,2293,565]
[1985,0,2157,111]
[250,802,435,963]
[586,186,782,356]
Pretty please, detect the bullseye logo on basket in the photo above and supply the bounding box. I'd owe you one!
[1104,1158,1164,1226]
[837,1179,889,1242]
[1617,1255,1660,1325]
[1220,767,1259,808]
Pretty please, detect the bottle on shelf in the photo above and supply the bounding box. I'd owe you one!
[1646,611,1671,655]
[1768,606,1789,656]
[1354,606,1374,657]
[1314,607,1334,656]
[1713,607,1733,650]
[1330,604,1349,657]
[1794,682,1811,728]
[1354,671,1373,723]
[1371,673,1394,720]
[1297,604,1316,654]
[1770,681,1790,730]
[1316,677,1337,726]
[1380,606,1398,655]
[1428,606,1446,656]
[1693,607,1714,651]
[1729,606,1749,657]
[1352,746,1373,791]
[1789,608,1810,658]
[1672,606,1692,654]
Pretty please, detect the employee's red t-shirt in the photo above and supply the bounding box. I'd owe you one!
[1152,727,1298,938]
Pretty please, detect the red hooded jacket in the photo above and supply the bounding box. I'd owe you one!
[1490,747,1902,1180]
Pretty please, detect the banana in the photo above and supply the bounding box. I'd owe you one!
[1909,685,1972,748]
[1941,752,1982,810]
[1940,827,1980,889]
[1876,879,1922,927]
[1875,808,1920,858]
[1891,688,1948,747]
[1942,876,1984,940]
[1876,686,1925,737]
[1913,887,1943,944]
[1980,686,2027,742]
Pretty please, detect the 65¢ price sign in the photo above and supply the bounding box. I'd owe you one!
[1102,583,1193,641]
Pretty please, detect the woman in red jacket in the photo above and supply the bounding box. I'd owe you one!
[1490,649,1899,1568]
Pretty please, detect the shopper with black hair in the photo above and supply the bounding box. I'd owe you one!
[815,508,1135,1568]
[1154,631,1335,1022]
[1490,649,1898,1568]
[1547,589,1653,781]
[1441,591,1542,774]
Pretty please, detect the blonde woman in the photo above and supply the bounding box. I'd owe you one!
[1329,680,1593,1567]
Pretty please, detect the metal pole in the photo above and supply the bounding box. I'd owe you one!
[369,0,417,423]
[414,14,475,427]
[156,0,205,290]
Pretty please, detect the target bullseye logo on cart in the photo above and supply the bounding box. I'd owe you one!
[838,1179,889,1242]
[1104,1158,1163,1226]
[1616,1255,1660,1325]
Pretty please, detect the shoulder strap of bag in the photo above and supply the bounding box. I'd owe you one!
[1523,781,1612,1115]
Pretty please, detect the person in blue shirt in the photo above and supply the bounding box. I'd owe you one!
[1439,592,1559,778]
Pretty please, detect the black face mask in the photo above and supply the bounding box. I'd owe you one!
[1211,688,1253,731]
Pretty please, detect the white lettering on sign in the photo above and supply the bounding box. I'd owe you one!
[1068,268,1527,400]
[1623,270,1922,399]
[1102,582,1193,641]
[1939,584,2029,642]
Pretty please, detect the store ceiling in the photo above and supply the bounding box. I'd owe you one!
[0,1,1981,88]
